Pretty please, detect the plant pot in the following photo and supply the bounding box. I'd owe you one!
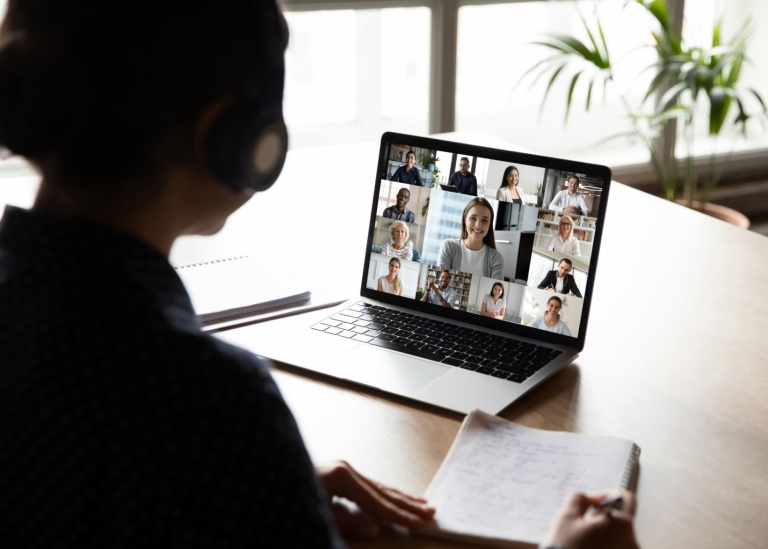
[428,163,435,172]
[676,200,750,229]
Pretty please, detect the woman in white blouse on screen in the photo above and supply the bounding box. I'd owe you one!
[377,257,404,296]
[481,282,506,320]
[548,215,580,256]
[381,220,414,261]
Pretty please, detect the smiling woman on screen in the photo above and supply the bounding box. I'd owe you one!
[438,197,504,279]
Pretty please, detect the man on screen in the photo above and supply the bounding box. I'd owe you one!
[537,258,583,298]
[422,269,455,308]
[549,175,590,216]
[382,188,416,223]
[447,157,477,196]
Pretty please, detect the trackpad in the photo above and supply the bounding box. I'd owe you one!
[326,346,450,395]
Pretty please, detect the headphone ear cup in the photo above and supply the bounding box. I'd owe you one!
[204,97,288,193]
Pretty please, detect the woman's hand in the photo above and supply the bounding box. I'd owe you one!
[539,491,640,549]
[316,461,435,540]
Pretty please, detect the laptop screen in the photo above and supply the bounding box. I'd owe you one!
[361,133,611,347]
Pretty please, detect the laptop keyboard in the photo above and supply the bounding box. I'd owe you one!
[311,302,563,384]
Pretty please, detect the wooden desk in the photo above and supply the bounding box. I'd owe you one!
[204,137,768,549]
[266,182,768,549]
[7,136,766,548]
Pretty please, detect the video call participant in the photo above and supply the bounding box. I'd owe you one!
[549,175,591,216]
[481,282,507,319]
[438,197,504,279]
[380,220,414,260]
[382,187,416,223]
[529,296,572,336]
[422,269,455,308]
[0,1,438,546]
[538,258,583,298]
[548,215,581,256]
[447,156,477,196]
[390,150,423,186]
[0,0,640,547]
[495,166,522,204]
[377,257,404,296]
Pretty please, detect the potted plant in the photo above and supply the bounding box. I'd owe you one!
[421,155,440,186]
[523,0,765,218]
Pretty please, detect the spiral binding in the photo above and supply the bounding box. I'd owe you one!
[172,255,249,270]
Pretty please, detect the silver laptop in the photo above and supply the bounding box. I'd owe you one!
[219,133,611,415]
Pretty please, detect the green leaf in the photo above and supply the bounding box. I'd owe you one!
[565,70,584,123]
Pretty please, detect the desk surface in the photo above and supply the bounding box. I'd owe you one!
[187,136,768,549]
[5,134,767,548]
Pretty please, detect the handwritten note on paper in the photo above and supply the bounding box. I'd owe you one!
[423,410,637,545]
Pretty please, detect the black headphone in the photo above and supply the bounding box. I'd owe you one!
[203,0,289,193]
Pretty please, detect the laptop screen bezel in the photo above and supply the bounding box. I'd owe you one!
[359,132,612,352]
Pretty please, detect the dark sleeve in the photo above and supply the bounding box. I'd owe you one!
[471,176,477,196]
[447,172,457,186]
[414,169,423,186]
[537,273,551,289]
[390,167,403,182]
[569,277,583,298]
[151,335,345,549]
[407,211,416,223]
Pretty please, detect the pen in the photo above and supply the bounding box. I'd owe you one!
[596,494,623,511]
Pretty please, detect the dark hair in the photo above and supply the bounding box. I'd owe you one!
[440,269,451,279]
[491,282,504,299]
[547,295,563,318]
[558,258,573,268]
[568,175,580,185]
[405,150,416,159]
[461,197,496,249]
[396,187,410,197]
[0,0,270,187]
[501,166,519,188]
[460,156,470,164]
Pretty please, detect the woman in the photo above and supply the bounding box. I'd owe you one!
[390,149,423,186]
[0,1,434,546]
[548,215,581,256]
[438,197,504,279]
[377,257,404,296]
[481,282,507,319]
[495,165,523,204]
[381,219,414,260]
[529,296,572,336]
[0,2,639,547]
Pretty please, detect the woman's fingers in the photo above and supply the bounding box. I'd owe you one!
[316,461,435,529]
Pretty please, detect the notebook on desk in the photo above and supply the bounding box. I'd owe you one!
[218,133,611,415]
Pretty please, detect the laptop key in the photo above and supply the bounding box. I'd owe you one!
[348,305,364,312]
[369,338,443,362]
[338,330,356,338]
[441,357,464,367]
[460,362,480,371]
[338,322,354,330]
[364,330,381,339]
[507,374,527,383]
[376,333,395,341]
[475,366,495,375]
[352,334,373,343]
[311,324,328,331]
[352,327,368,334]
[491,370,510,379]
[393,337,411,345]
[450,351,469,361]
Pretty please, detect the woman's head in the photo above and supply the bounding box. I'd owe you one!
[559,215,574,238]
[0,0,282,193]
[461,197,496,249]
[388,257,401,275]
[546,296,563,317]
[502,166,519,188]
[389,220,409,246]
[491,282,504,299]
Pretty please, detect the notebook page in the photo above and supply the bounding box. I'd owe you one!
[423,410,638,545]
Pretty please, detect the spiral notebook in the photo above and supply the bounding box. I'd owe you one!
[174,256,312,326]
[416,410,640,548]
